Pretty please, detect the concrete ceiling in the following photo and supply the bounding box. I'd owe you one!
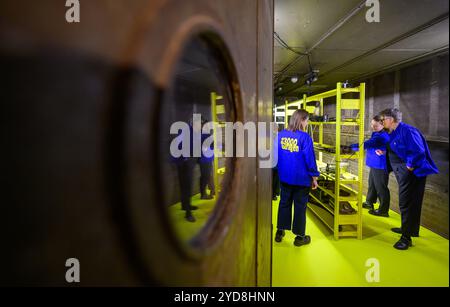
[274,0,449,100]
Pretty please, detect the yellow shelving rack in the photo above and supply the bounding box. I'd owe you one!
[274,82,365,239]
[210,92,226,194]
[273,94,311,127]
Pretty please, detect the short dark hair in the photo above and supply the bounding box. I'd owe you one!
[372,115,383,123]
[379,108,402,122]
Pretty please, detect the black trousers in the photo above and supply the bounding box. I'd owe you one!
[177,159,195,212]
[277,182,310,236]
[199,161,213,196]
[272,168,280,198]
[391,163,427,237]
[208,166,215,195]
[366,167,390,213]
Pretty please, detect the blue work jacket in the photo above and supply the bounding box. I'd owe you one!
[277,129,320,187]
[364,130,390,170]
[387,122,438,177]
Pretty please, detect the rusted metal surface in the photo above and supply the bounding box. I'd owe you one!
[0,0,274,285]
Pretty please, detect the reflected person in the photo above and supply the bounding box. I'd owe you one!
[198,118,215,200]
[174,122,198,223]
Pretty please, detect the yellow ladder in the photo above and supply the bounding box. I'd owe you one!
[210,92,226,194]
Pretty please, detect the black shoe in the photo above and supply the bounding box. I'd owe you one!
[189,205,199,210]
[275,230,285,242]
[200,194,214,200]
[185,213,196,222]
[294,235,311,246]
[362,202,374,209]
[394,235,412,250]
[391,227,419,237]
[368,209,389,217]
[391,227,402,234]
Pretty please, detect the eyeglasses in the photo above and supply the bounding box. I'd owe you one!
[380,116,393,122]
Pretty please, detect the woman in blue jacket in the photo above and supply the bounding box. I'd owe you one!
[275,109,319,247]
[361,115,391,217]
[379,108,438,250]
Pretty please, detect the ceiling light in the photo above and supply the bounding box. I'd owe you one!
[290,76,298,83]
[304,70,319,86]
[342,80,352,88]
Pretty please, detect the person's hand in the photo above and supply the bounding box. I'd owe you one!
[350,143,359,151]
[375,149,385,156]
[406,166,414,171]
[312,177,318,190]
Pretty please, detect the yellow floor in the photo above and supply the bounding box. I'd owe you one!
[169,193,216,243]
[272,199,449,287]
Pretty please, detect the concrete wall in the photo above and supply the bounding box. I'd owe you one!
[322,53,449,238]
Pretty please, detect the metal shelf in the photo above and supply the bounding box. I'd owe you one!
[321,172,359,183]
[341,87,360,94]
[307,202,334,231]
[313,146,360,159]
[309,193,334,215]
[316,184,359,202]
[313,143,334,149]
[309,121,360,126]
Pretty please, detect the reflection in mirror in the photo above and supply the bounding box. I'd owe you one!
[159,35,235,246]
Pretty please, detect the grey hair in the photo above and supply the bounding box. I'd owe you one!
[379,108,402,122]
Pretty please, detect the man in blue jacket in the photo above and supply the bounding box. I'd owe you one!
[379,108,439,250]
[275,109,320,247]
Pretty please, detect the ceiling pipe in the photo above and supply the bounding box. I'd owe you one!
[274,0,367,85]
[321,13,449,78]
[305,45,449,99]
[348,45,449,83]
[282,13,449,96]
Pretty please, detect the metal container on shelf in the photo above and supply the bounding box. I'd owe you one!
[322,162,349,174]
